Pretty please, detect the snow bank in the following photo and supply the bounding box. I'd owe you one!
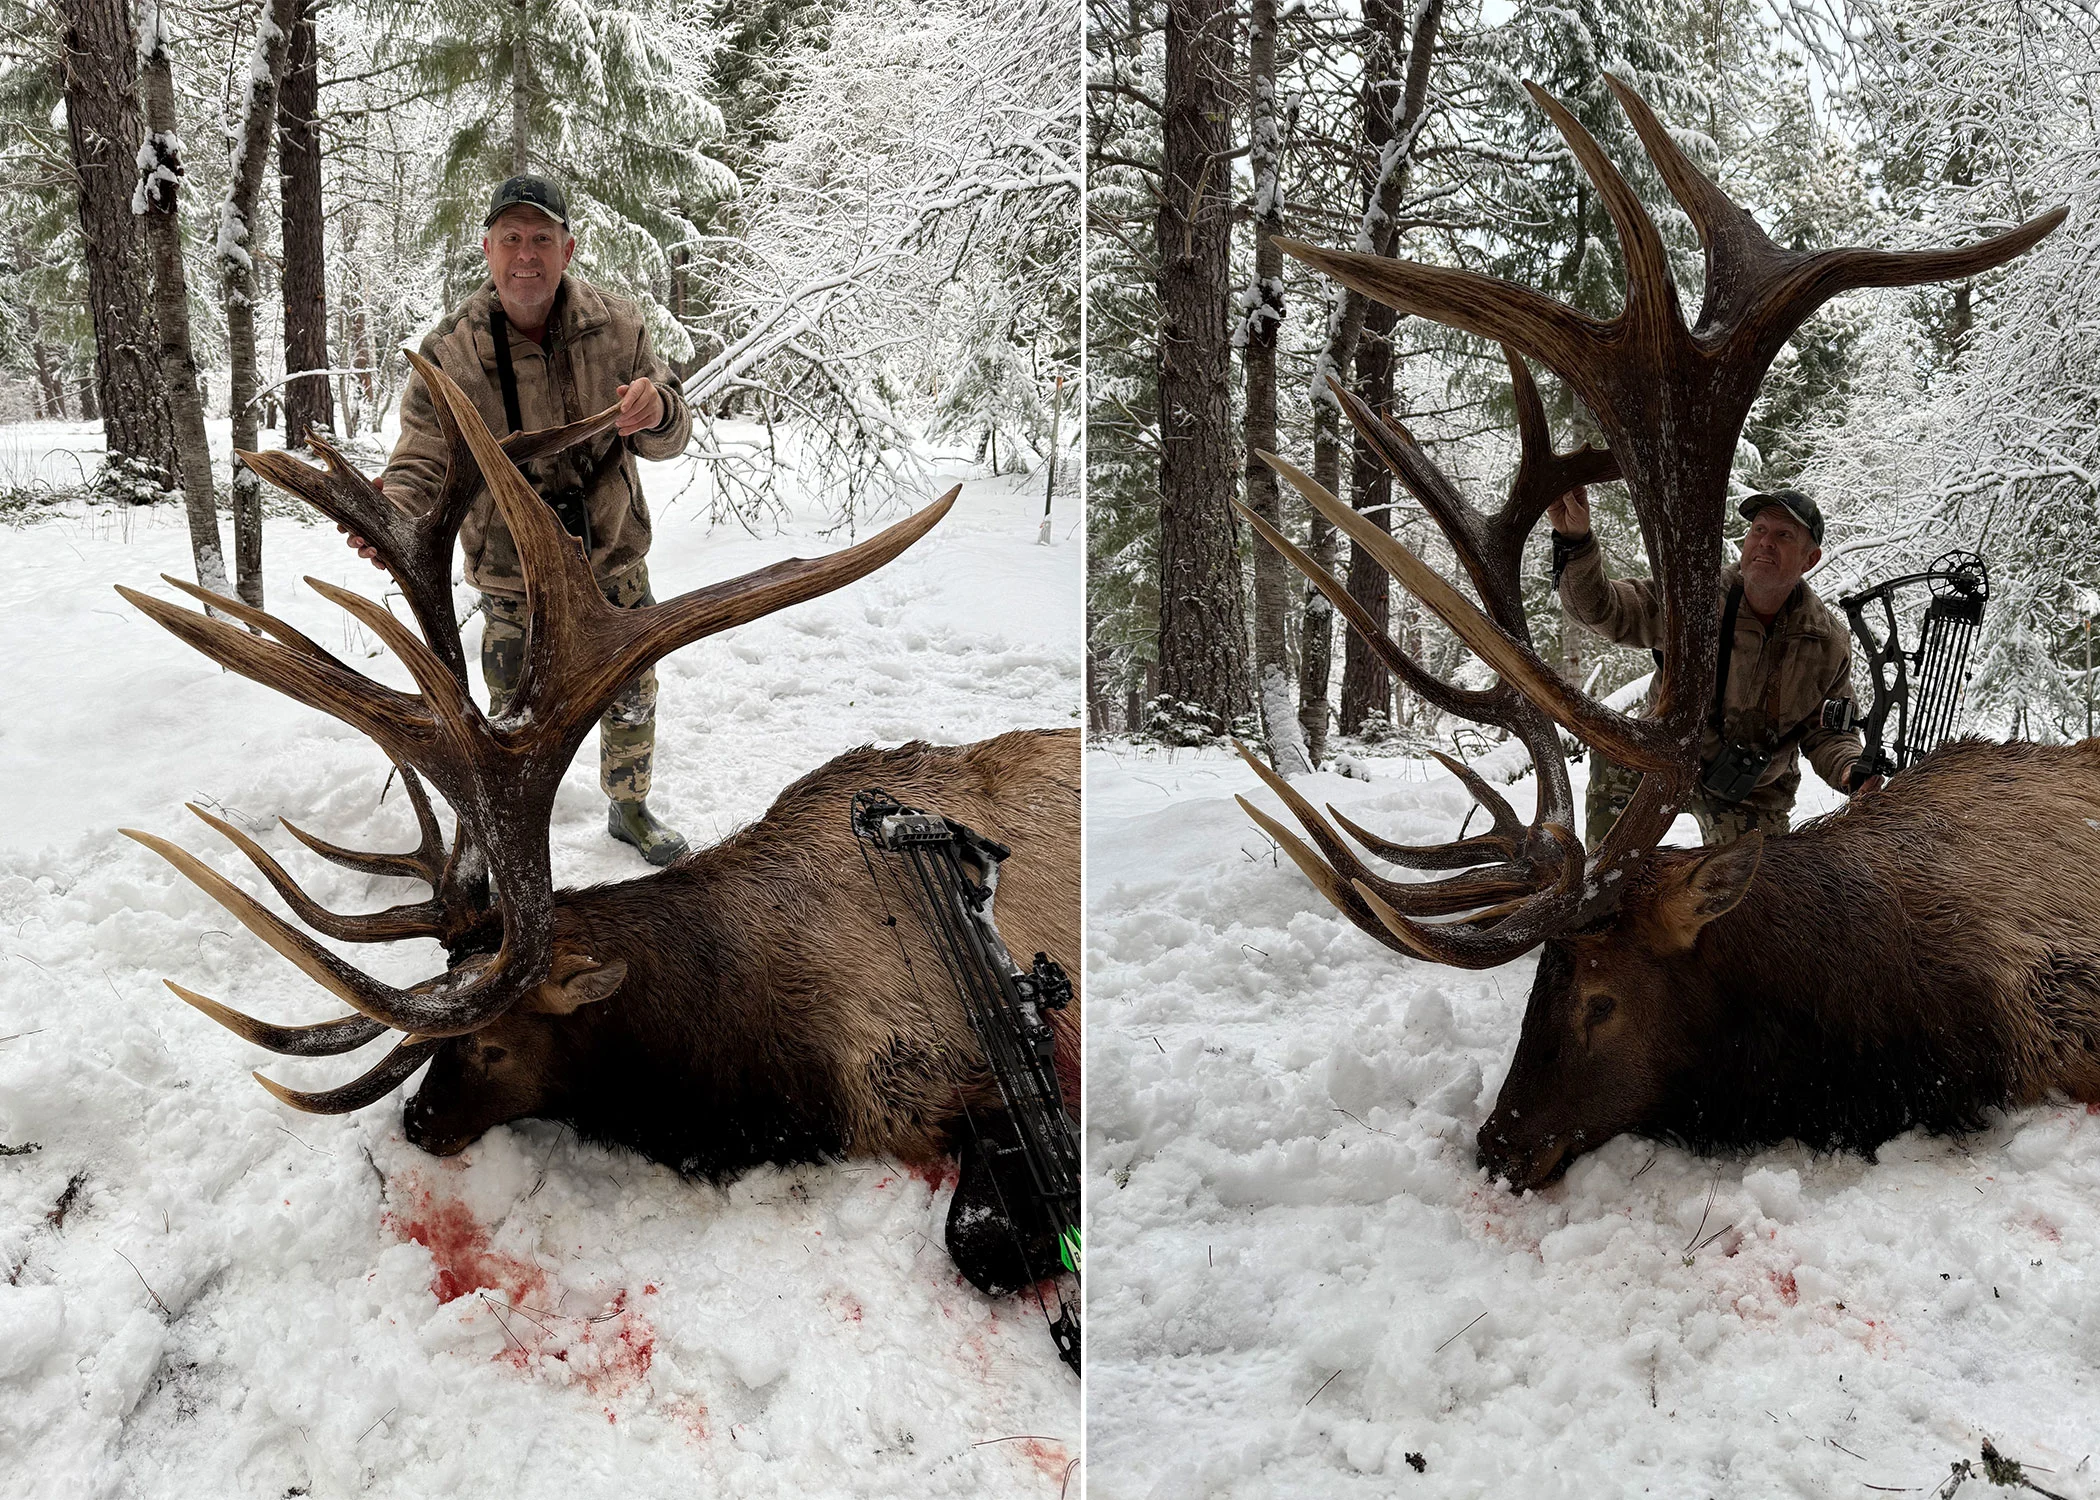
[1087,741,2100,1498]
[0,422,1079,1499]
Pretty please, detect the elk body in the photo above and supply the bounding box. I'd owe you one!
[1479,739,2100,1188]
[118,351,1079,1296]
[1238,75,2078,1193]
[401,729,1079,1176]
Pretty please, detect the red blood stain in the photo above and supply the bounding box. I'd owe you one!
[665,1395,711,1444]
[644,1283,658,1295]
[2016,1211,2063,1243]
[1771,1270,1799,1306]
[908,1159,961,1194]
[381,1176,656,1398]
[875,1175,895,1190]
[1017,1439,1070,1482]
[384,1185,544,1306]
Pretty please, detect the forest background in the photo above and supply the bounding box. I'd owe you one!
[1088,0,2100,771]
[0,0,1079,601]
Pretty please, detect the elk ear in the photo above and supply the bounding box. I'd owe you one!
[1644,833,1762,953]
[528,958,628,1015]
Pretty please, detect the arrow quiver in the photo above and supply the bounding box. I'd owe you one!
[850,790,1080,1373]
[1838,549,1990,778]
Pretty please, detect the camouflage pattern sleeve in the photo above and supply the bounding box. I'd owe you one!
[1556,534,1667,650]
[1802,635,1867,788]
[625,320,692,463]
[378,328,451,519]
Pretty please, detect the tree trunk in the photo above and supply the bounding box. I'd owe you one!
[1339,295,1396,734]
[1155,0,1250,739]
[78,369,99,421]
[223,0,298,611]
[1243,0,1310,774]
[58,0,175,492]
[278,0,334,448]
[138,14,230,596]
[1296,0,1442,756]
[511,0,530,173]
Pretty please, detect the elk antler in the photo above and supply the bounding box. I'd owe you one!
[1249,75,2063,968]
[121,349,957,1108]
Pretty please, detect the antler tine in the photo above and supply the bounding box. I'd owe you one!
[1232,489,1503,725]
[1350,869,1587,971]
[1234,751,1589,967]
[254,1035,444,1115]
[1328,806,1519,871]
[1279,237,1609,392]
[165,980,388,1057]
[184,804,448,944]
[116,584,437,763]
[1521,81,1678,330]
[237,443,472,690]
[1499,349,1620,541]
[1263,450,1677,774]
[1598,73,2068,354]
[500,402,624,466]
[158,574,338,664]
[1236,793,1421,958]
[121,824,541,1038]
[279,762,449,886]
[1232,742,1547,915]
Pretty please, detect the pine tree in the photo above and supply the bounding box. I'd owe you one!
[375,0,736,349]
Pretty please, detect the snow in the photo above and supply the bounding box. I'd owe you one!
[0,420,1079,1498]
[1087,740,2100,1498]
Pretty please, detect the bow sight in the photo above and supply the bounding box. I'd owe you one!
[1838,549,1990,779]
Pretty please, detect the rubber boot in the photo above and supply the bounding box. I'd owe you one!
[607,799,691,866]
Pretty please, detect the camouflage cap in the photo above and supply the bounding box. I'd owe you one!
[1738,487,1824,545]
[483,175,569,230]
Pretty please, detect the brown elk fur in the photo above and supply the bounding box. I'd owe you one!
[401,728,1080,1178]
[1476,738,2100,1189]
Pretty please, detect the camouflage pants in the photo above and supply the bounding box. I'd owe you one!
[1584,756,1790,851]
[480,563,658,801]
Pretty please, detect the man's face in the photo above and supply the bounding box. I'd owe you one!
[1738,505,1821,596]
[482,207,574,326]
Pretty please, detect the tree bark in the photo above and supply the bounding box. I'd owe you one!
[1243,0,1310,773]
[1155,0,1249,739]
[511,0,531,173]
[1339,294,1396,734]
[278,0,334,448]
[223,0,299,610]
[57,0,175,492]
[138,11,230,596]
[1296,0,1441,757]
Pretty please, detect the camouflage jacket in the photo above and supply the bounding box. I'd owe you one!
[382,274,692,597]
[1557,535,1865,812]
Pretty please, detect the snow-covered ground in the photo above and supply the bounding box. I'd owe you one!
[0,420,1081,1499]
[1088,741,2100,1499]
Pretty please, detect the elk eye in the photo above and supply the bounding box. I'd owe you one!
[480,1045,509,1065]
[1586,995,1617,1026]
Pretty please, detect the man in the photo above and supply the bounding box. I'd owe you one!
[1551,484,1881,849]
[349,175,694,864]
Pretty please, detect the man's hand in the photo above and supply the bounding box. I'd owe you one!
[1844,760,1886,799]
[337,475,388,570]
[614,380,664,437]
[1548,484,1591,538]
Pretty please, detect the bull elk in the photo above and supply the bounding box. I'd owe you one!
[1236,74,2084,1192]
[116,351,1079,1300]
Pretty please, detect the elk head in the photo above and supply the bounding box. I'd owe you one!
[118,350,955,1133]
[1239,75,2063,1190]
